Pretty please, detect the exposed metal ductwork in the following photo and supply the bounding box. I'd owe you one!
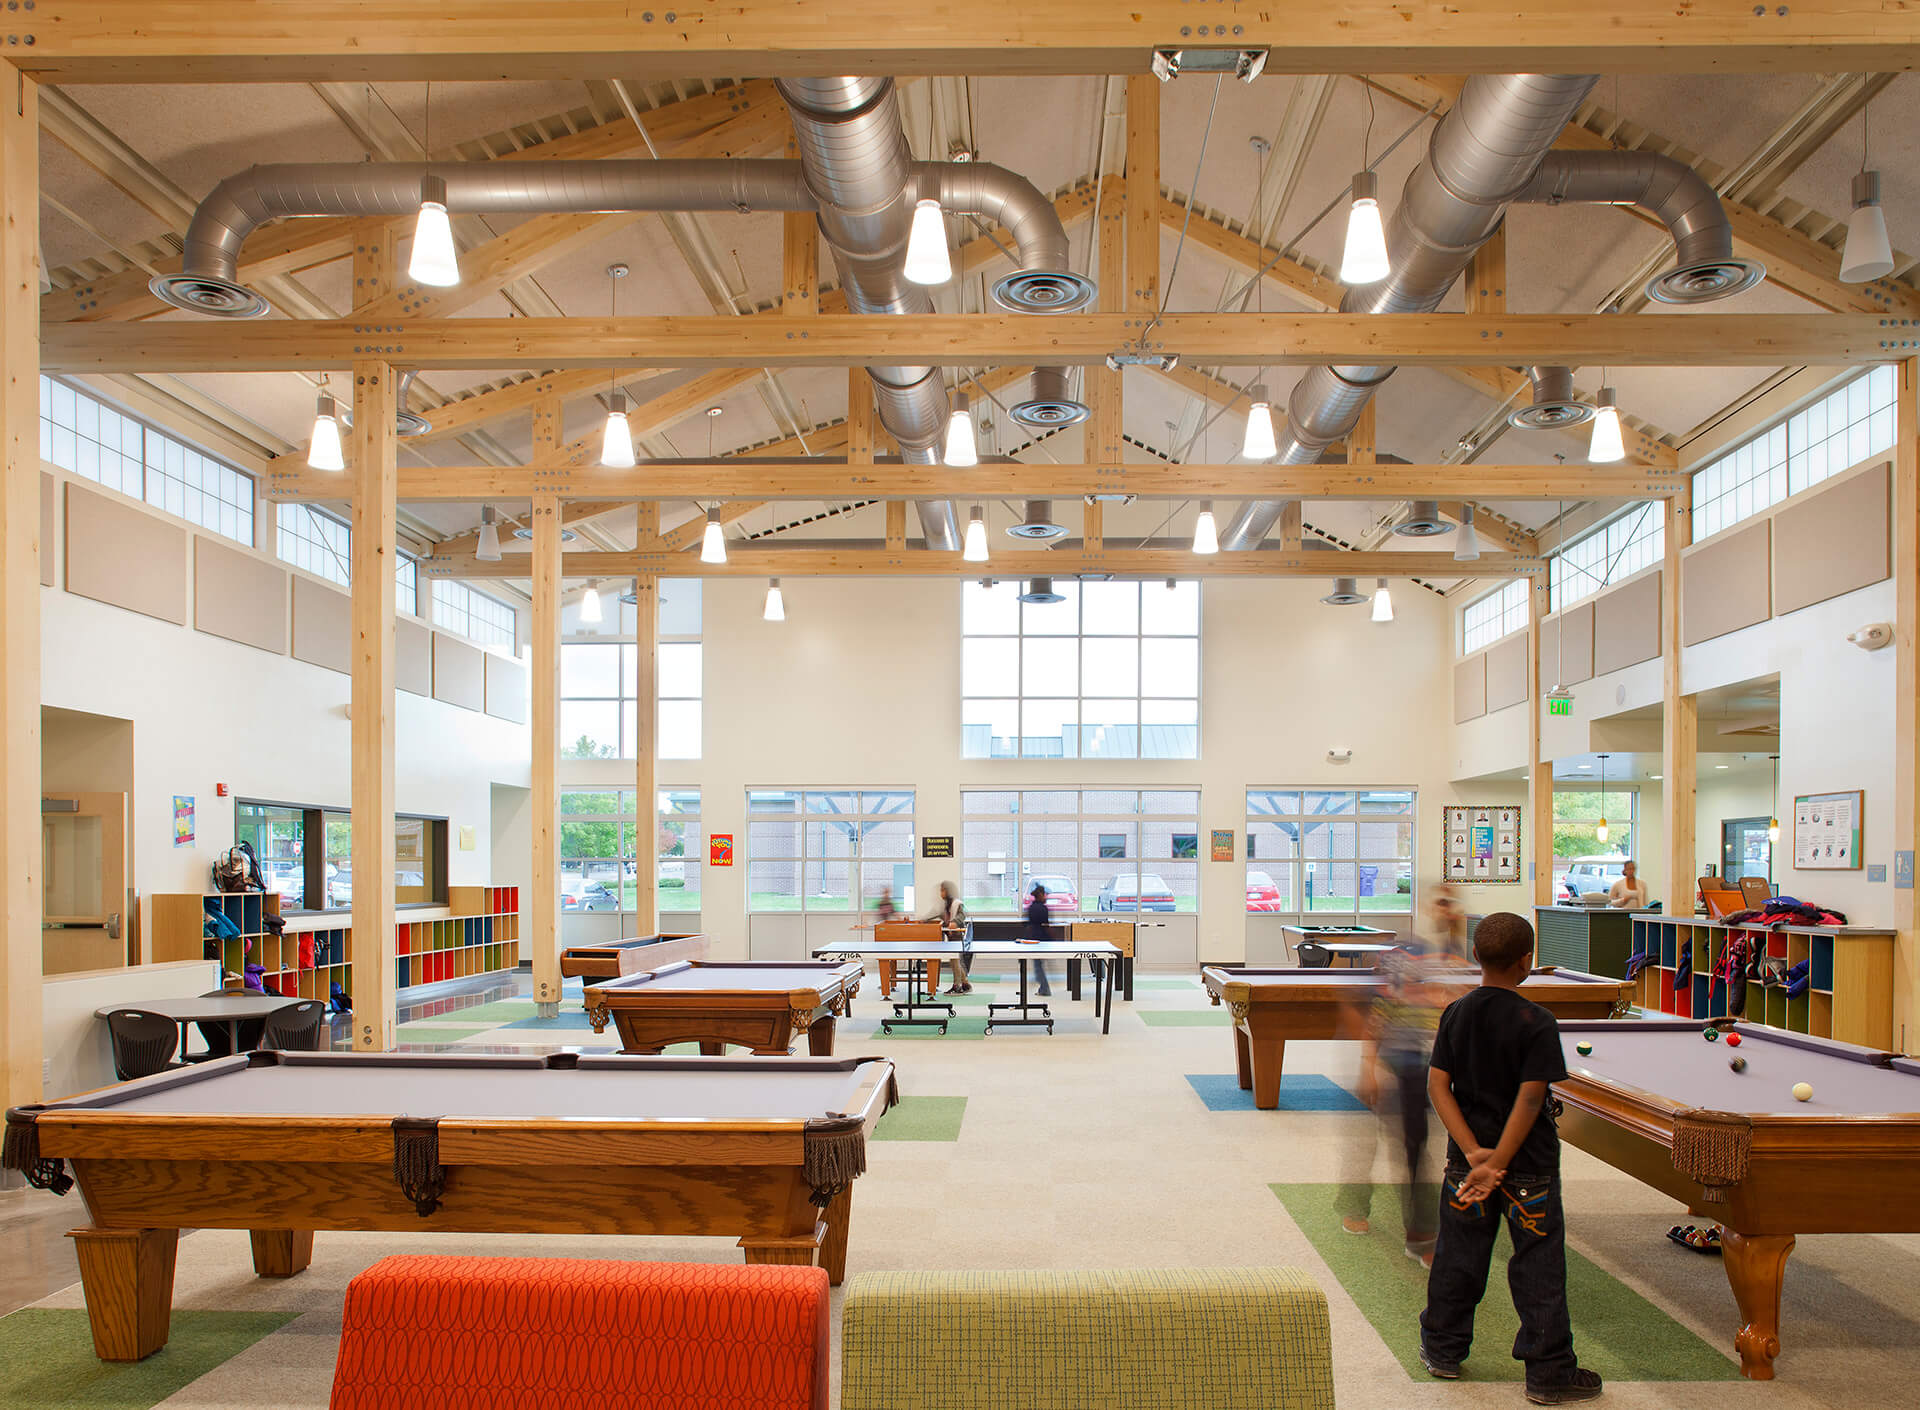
[1508,364,1595,431]
[1392,500,1453,537]
[1007,500,1068,540]
[1218,75,1766,551]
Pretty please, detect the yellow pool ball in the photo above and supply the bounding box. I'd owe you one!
[1792,1082,1813,1103]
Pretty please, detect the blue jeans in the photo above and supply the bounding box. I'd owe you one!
[1419,1167,1575,1380]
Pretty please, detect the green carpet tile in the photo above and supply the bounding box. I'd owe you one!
[0,1309,296,1410]
[1271,1183,1738,1384]
[394,1023,495,1044]
[1136,1009,1230,1026]
[428,997,539,1023]
[850,1016,991,1041]
[875,1095,968,1141]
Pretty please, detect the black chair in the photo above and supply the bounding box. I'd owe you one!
[1294,941,1333,969]
[263,1000,326,1052]
[104,1009,186,1081]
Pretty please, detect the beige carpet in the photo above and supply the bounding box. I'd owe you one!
[13,972,1920,1408]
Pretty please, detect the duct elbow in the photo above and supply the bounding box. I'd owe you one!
[923,161,1096,314]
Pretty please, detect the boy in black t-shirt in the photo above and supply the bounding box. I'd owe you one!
[1418,912,1602,1405]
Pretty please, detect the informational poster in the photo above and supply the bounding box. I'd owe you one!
[1210,829,1235,863]
[172,794,194,848]
[1444,805,1521,884]
[708,833,734,867]
[921,836,954,859]
[1793,790,1863,870]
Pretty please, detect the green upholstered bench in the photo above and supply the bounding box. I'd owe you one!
[840,1268,1335,1410]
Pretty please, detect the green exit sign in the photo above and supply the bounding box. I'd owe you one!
[1548,697,1572,716]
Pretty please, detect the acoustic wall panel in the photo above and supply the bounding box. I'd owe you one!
[194,536,287,655]
[1591,570,1662,676]
[1772,462,1890,617]
[64,482,186,625]
[1682,520,1771,645]
[396,617,432,697]
[432,632,486,712]
[1484,632,1530,712]
[485,651,528,724]
[291,574,352,674]
[1538,602,1593,689]
[1453,654,1487,723]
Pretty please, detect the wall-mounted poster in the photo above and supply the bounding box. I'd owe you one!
[1444,804,1522,884]
[708,833,735,867]
[1210,830,1235,863]
[1793,790,1863,870]
[172,795,195,848]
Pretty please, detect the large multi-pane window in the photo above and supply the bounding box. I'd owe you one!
[961,580,1201,759]
[1692,365,1898,541]
[961,789,1200,914]
[559,580,701,760]
[1550,503,1663,612]
[278,504,352,586]
[432,580,517,653]
[559,788,703,915]
[747,790,915,912]
[1550,788,1639,900]
[396,556,418,617]
[234,798,442,912]
[1244,789,1416,915]
[1461,580,1528,655]
[41,375,255,546]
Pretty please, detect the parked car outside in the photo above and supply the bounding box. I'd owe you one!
[1560,857,1628,902]
[1245,870,1285,912]
[562,876,622,911]
[1097,872,1176,912]
[1022,873,1078,912]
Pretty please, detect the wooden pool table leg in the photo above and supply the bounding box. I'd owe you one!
[807,1014,836,1055]
[816,1186,853,1285]
[1233,1024,1253,1091]
[1250,1036,1286,1109]
[1722,1231,1794,1380]
[249,1228,314,1279]
[69,1226,177,1362]
[697,1040,726,1055]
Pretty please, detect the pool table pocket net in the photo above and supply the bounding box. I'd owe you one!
[1670,1109,1753,1203]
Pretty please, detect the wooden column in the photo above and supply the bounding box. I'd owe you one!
[1124,77,1159,313]
[1349,402,1377,465]
[1465,226,1507,315]
[846,368,875,464]
[348,358,397,1050]
[1529,576,1555,906]
[529,485,562,1015]
[782,146,819,317]
[631,574,658,937]
[0,75,41,1109]
[1893,355,1919,1048]
[1662,495,1696,915]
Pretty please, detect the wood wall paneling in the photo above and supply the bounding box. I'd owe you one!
[1591,570,1663,675]
[193,537,288,655]
[1773,461,1892,616]
[1682,520,1772,645]
[1454,654,1487,723]
[64,483,186,625]
[431,632,486,712]
[485,651,528,724]
[1485,632,1530,712]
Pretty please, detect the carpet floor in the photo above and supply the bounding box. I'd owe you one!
[4,967,1916,1408]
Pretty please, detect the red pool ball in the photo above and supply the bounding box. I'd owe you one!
[1725,1033,1743,1048]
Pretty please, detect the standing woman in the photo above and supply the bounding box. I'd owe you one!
[923,880,972,995]
[1024,883,1055,998]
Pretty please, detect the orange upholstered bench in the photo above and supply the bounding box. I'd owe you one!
[329,1256,830,1410]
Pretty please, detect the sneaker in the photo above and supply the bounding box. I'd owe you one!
[1525,1368,1603,1404]
[1419,1347,1462,1381]
[1404,1244,1435,1269]
[1341,1216,1371,1235]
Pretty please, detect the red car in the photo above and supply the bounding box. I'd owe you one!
[1245,870,1286,912]
[1022,874,1079,912]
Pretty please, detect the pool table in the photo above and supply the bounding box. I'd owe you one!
[1554,1018,1920,1380]
[584,960,863,1055]
[1280,924,1399,967]
[1200,965,1632,1109]
[559,931,708,979]
[3,1049,895,1362]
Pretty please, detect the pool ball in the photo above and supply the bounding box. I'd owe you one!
[1725,1032,1743,1048]
[1729,1057,1747,1073]
[1576,1041,1593,1056]
[1702,1026,1719,1042]
[1792,1082,1813,1103]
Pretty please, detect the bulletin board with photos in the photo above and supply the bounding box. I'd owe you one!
[1444,805,1522,884]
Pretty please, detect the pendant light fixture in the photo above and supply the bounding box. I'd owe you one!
[763,578,786,621]
[963,505,990,562]
[598,264,636,468]
[1841,99,1895,283]
[1192,501,1219,555]
[306,375,345,471]
[1371,577,1394,622]
[476,505,502,562]
[1340,89,1390,285]
[903,196,952,285]
[1241,385,1278,460]
[1453,504,1483,561]
[579,581,603,625]
[408,83,461,287]
[944,391,978,467]
[1768,754,1781,844]
[1589,383,1626,464]
[700,506,727,564]
[1594,753,1611,846]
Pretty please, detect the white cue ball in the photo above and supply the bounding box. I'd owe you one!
[1792,1082,1813,1103]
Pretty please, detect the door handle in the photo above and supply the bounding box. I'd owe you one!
[106,912,121,940]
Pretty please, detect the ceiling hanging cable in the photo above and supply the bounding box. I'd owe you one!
[1340,79,1390,285]
[408,80,460,287]
[599,264,636,468]
[1841,88,1894,283]
[1139,74,1225,348]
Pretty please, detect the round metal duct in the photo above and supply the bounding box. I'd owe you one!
[149,273,270,319]
[1508,399,1595,431]
[1391,500,1453,537]
[1011,396,1091,428]
[1646,257,1766,304]
[993,269,1097,314]
[1321,577,1368,606]
[1007,500,1067,540]
[1019,576,1065,604]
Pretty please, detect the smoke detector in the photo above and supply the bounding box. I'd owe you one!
[1007,500,1068,540]
[1019,576,1065,604]
[1321,577,1369,606]
[1391,500,1454,537]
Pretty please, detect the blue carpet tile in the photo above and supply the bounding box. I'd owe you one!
[1184,1072,1367,1113]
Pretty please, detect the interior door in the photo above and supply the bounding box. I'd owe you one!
[42,791,130,974]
